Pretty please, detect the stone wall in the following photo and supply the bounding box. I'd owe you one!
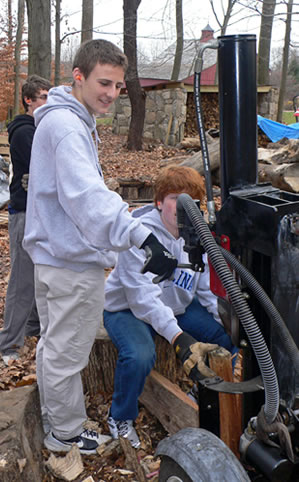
[113,86,278,146]
[113,88,187,146]
[257,87,279,120]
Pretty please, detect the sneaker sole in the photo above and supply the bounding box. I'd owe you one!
[44,438,97,455]
[108,426,140,449]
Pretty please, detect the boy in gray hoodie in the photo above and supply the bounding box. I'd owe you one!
[104,165,237,448]
[23,39,177,455]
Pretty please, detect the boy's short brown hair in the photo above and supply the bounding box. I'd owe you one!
[72,39,128,79]
[154,165,205,204]
[22,75,52,112]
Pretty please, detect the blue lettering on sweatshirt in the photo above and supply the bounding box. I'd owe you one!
[173,270,194,292]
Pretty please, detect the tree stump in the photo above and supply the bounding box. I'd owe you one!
[82,325,184,396]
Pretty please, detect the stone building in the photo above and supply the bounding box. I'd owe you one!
[113,25,278,146]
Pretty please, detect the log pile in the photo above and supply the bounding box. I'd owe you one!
[168,135,299,193]
[185,94,267,147]
[185,92,219,138]
[258,138,299,193]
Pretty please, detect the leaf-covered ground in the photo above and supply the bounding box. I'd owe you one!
[98,125,186,182]
[0,127,195,481]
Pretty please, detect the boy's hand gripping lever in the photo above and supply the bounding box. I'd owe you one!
[141,233,178,283]
[173,331,218,381]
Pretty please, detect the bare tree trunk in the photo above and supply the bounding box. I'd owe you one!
[257,0,276,85]
[13,0,25,117]
[7,0,14,121]
[209,0,237,35]
[123,0,145,151]
[209,0,237,83]
[8,0,13,43]
[25,0,51,79]
[54,0,61,86]
[277,0,293,123]
[81,0,93,43]
[220,0,236,35]
[171,0,183,81]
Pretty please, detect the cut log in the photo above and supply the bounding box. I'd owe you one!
[180,137,201,149]
[139,370,199,435]
[162,137,299,193]
[119,437,147,482]
[258,162,299,193]
[257,139,299,193]
[180,132,216,150]
[162,138,220,177]
[82,329,118,395]
[208,348,242,458]
[82,331,183,396]
[180,139,220,175]
[0,386,45,481]
[152,335,184,383]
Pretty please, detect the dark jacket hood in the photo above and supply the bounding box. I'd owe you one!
[7,114,34,143]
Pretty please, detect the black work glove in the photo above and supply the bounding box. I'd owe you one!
[21,173,29,191]
[140,233,178,283]
[173,331,218,380]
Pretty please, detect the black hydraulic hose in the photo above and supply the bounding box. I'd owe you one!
[194,71,215,223]
[177,193,279,424]
[194,40,219,226]
[220,247,299,375]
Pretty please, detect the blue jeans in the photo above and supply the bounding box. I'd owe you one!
[103,298,237,421]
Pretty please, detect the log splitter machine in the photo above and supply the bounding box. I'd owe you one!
[156,34,299,482]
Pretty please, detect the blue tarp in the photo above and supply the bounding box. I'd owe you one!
[257,115,299,143]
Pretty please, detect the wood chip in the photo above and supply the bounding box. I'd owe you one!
[46,445,84,481]
[17,458,27,473]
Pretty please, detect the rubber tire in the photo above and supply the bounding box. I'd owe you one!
[159,456,193,482]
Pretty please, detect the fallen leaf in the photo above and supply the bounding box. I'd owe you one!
[15,374,37,387]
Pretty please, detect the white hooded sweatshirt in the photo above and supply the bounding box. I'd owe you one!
[104,204,222,343]
[23,86,150,271]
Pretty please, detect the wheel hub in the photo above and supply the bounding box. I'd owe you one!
[165,477,184,482]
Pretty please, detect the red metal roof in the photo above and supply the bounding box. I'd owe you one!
[139,78,170,87]
[182,65,217,86]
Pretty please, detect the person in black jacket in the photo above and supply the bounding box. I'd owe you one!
[0,75,52,365]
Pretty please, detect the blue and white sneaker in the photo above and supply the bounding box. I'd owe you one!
[44,429,101,455]
[107,411,140,449]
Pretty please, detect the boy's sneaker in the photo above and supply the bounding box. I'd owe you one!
[108,412,140,448]
[44,429,101,455]
[2,352,19,366]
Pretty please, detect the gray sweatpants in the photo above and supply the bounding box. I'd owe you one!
[0,212,39,356]
[34,264,105,440]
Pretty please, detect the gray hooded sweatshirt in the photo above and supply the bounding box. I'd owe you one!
[23,86,150,271]
[104,204,221,343]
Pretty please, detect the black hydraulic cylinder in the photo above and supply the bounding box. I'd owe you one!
[245,439,295,482]
[218,34,258,203]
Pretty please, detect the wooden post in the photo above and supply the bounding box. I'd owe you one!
[208,348,242,458]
